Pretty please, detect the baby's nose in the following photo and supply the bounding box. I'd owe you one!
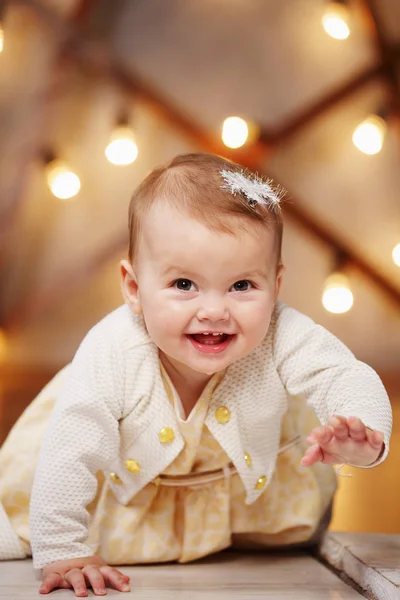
[197,295,229,321]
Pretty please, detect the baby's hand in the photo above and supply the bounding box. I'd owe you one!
[40,555,130,596]
[301,415,384,468]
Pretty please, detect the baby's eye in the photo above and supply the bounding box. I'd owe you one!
[173,279,195,291]
[231,280,253,292]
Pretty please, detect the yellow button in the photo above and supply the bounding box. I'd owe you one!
[110,472,123,485]
[215,406,231,424]
[244,452,252,467]
[125,459,140,474]
[159,427,175,444]
[255,475,267,490]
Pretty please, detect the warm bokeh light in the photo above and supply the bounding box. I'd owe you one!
[0,329,7,361]
[322,272,353,314]
[393,243,400,267]
[322,2,350,40]
[46,160,81,200]
[105,125,138,165]
[222,116,249,149]
[0,25,4,53]
[352,115,386,155]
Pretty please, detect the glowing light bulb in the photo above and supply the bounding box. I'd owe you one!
[0,24,4,53]
[105,125,138,165]
[322,2,350,39]
[392,243,400,267]
[46,160,81,200]
[222,116,249,149]
[352,115,386,155]
[322,273,353,314]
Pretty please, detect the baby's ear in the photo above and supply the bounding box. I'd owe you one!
[120,259,142,314]
[275,263,285,300]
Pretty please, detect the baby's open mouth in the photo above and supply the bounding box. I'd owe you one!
[189,333,230,345]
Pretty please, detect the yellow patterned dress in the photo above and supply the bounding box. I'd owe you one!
[0,364,337,564]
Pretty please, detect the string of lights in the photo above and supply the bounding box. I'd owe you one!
[0,0,398,318]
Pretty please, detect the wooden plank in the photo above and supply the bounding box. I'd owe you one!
[319,532,400,599]
[0,552,365,599]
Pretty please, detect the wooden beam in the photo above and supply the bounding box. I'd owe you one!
[2,0,400,331]
[259,61,388,145]
[358,0,400,117]
[359,1,396,68]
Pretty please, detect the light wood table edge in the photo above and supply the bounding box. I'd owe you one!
[319,532,400,600]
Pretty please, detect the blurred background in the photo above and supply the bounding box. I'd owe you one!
[0,0,399,534]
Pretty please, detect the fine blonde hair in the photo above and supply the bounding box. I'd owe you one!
[128,153,284,264]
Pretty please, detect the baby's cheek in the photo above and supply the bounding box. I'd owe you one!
[145,304,181,338]
[246,305,272,336]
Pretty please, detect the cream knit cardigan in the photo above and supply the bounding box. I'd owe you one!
[0,302,392,568]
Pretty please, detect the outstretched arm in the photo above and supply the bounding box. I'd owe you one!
[272,303,392,468]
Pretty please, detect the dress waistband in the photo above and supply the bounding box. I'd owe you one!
[153,434,302,488]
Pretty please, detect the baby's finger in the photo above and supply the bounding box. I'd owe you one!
[39,573,65,594]
[328,416,349,440]
[64,568,88,598]
[301,444,323,466]
[82,565,107,596]
[347,416,367,442]
[308,425,333,445]
[100,566,131,592]
[366,428,384,449]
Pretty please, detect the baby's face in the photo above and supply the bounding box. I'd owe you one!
[124,204,282,380]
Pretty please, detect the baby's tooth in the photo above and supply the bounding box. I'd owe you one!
[199,332,223,336]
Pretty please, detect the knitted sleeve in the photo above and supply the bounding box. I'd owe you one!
[30,325,124,570]
[271,303,392,467]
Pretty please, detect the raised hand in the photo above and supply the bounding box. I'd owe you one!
[301,415,384,468]
[40,555,130,596]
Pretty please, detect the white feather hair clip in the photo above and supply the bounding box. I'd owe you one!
[220,169,283,211]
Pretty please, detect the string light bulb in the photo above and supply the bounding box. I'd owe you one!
[322,1,351,40]
[105,113,138,166]
[322,272,353,314]
[222,116,249,149]
[392,243,400,267]
[352,114,387,155]
[44,155,81,200]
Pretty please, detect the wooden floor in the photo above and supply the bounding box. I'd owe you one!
[2,533,400,599]
[0,551,364,599]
